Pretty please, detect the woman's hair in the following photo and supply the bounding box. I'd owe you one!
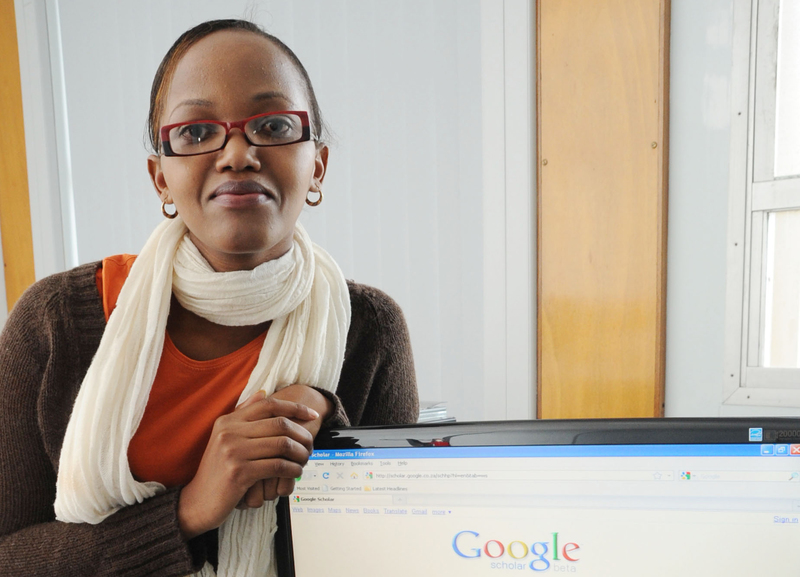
[147,19,326,153]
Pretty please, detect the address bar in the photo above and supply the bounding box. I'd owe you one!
[369,470,800,482]
[372,470,675,481]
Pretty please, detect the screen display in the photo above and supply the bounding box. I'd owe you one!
[288,442,800,575]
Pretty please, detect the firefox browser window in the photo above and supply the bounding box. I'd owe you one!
[287,444,800,576]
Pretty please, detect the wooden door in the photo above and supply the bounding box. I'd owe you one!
[0,2,35,311]
[538,0,670,418]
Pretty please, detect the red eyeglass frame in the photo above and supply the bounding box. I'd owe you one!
[159,110,313,157]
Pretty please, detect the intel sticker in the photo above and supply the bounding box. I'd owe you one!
[749,428,763,442]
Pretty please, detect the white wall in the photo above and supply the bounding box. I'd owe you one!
[665,0,799,417]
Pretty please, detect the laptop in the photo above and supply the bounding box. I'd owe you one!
[277,418,800,576]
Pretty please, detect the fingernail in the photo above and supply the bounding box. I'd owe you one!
[308,408,320,419]
[253,390,266,400]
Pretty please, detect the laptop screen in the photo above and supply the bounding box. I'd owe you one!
[278,419,800,576]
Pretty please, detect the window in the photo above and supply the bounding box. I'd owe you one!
[725,0,800,406]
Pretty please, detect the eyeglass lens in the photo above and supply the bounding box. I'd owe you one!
[167,113,305,155]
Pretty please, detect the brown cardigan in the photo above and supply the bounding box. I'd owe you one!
[0,262,418,576]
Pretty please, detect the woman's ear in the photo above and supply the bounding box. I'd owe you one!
[312,145,329,191]
[147,154,171,202]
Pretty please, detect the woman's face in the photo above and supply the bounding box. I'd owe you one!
[147,30,327,272]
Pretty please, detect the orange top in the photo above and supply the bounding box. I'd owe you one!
[96,255,265,487]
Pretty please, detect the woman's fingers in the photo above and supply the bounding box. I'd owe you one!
[237,437,311,469]
[246,417,314,448]
[236,475,296,510]
[215,413,314,453]
[237,395,319,423]
[261,478,281,502]
[275,477,296,498]
[239,481,265,509]
[178,393,320,537]
[252,476,294,502]
[269,384,330,439]
[235,389,266,410]
[270,385,332,421]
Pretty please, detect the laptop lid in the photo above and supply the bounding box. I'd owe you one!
[277,418,800,576]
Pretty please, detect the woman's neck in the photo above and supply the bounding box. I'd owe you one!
[187,232,293,273]
[166,296,271,361]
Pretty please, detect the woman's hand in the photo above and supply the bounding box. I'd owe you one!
[270,384,333,437]
[237,385,333,510]
[177,391,319,540]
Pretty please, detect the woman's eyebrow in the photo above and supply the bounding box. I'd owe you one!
[173,98,214,110]
[252,91,293,104]
[167,92,294,121]
[167,98,214,121]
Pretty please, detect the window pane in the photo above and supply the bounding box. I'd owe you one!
[763,210,800,367]
[775,0,800,177]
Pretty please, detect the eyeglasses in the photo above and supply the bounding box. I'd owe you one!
[160,111,314,157]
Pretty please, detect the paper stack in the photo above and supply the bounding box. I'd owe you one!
[417,401,456,424]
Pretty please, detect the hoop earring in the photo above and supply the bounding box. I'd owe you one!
[306,189,323,207]
[161,201,178,219]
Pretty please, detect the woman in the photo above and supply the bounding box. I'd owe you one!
[0,19,418,576]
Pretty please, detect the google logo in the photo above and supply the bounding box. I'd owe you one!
[452,531,580,572]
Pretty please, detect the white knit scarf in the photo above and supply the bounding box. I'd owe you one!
[54,217,350,576]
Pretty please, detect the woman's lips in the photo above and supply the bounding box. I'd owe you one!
[211,181,274,208]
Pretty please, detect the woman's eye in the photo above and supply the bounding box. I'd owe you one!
[256,118,289,134]
[177,123,215,144]
[250,115,298,141]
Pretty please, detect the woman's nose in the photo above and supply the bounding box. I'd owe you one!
[215,129,262,172]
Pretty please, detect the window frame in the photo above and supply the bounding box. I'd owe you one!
[724,0,800,407]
